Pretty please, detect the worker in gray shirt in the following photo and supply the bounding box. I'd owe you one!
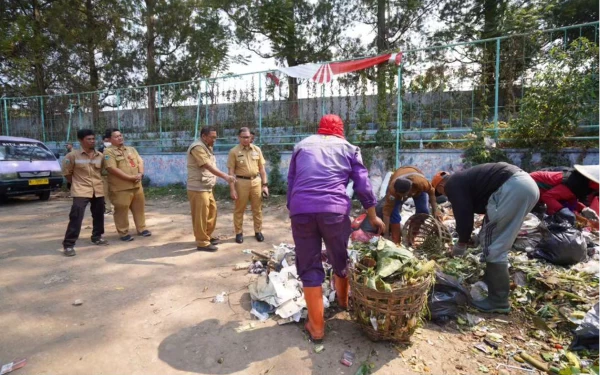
[431,162,539,314]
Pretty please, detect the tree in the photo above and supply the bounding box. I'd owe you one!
[52,0,134,126]
[0,0,66,97]
[131,0,230,127]
[358,0,438,91]
[507,38,599,152]
[432,0,596,119]
[217,0,355,117]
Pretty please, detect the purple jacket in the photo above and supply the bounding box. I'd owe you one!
[287,135,377,216]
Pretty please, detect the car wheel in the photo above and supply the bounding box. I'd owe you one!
[39,191,51,201]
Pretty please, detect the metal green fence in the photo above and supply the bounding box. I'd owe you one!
[1,22,598,161]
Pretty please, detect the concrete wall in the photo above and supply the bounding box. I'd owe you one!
[141,148,599,189]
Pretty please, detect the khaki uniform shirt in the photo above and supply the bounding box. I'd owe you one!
[104,145,143,192]
[382,166,434,218]
[187,140,217,192]
[62,149,105,198]
[227,144,265,177]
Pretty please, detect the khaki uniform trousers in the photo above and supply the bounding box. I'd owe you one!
[102,176,113,212]
[234,177,262,234]
[188,190,217,247]
[111,187,147,236]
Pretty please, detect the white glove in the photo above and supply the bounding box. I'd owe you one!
[581,207,599,221]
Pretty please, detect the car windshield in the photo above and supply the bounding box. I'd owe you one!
[0,141,56,161]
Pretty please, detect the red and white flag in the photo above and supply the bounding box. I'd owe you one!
[278,52,402,83]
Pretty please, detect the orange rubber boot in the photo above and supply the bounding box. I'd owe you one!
[334,275,349,309]
[390,223,402,244]
[303,286,325,341]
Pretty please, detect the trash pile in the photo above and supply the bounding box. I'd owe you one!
[392,203,600,374]
[242,243,336,324]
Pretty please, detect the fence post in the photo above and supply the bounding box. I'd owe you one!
[194,82,202,140]
[493,38,500,141]
[204,80,209,127]
[321,84,325,116]
[77,94,83,127]
[158,84,162,142]
[3,98,9,136]
[66,103,74,142]
[39,97,46,142]
[258,72,263,146]
[117,90,121,131]
[395,64,403,169]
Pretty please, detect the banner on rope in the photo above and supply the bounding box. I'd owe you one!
[277,52,402,83]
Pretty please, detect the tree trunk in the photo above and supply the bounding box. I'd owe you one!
[287,77,299,120]
[480,0,505,120]
[85,0,100,127]
[376,0,389,128]
[146,0,156,129]
[31,0,46,96]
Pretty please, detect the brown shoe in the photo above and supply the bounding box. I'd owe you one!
[334,275,349,309]
[303,286,324,342]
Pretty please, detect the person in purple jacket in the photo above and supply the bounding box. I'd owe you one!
[288,114,385,342]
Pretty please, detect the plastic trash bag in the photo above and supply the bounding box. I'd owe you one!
[570,303,599,351]
[427,271,470,322]
[533,215,587,266]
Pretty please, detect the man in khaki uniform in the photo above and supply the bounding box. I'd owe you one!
[104,128,151,241]
[99,134,113,214]
[227,127,269,244]
[187,126,236,252]
[62,129,108,257]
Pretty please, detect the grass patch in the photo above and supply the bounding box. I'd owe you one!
[144,183,188,201]
[145,183,288,207]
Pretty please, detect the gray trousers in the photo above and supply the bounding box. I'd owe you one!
[480,171,540,263]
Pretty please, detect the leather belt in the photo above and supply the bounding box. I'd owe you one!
[236,175,259,180]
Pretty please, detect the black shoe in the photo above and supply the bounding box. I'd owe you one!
[255,232,264,242]
[120,235,134,242]
[91,237,108,246]
[138,230,152,237]
[235,234,243,244]
[64,247,76,257]
[210,238,221,245]
[197,244,218,252]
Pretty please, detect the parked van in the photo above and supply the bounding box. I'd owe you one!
[0,136,63,201]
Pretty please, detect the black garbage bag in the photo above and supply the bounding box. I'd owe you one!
[570,303,599,351]
[427,271,470,322]
[533,215,587,266]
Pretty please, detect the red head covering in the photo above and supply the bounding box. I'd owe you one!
[317,114,345,139]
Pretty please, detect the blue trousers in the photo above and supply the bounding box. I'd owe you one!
[389,192,430,224]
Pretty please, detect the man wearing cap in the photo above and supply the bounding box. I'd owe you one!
[431,162,539,313]
[530,165,599,223]
[288,114,385,342]
[104,129,151,241]
[188,126,236,252]
[381,166,440,243]
[227,127,269,244]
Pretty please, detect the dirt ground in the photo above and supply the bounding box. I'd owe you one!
[0,193,527,375]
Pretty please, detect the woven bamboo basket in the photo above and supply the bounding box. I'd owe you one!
[402,213,453,249]
[349,271,432,343]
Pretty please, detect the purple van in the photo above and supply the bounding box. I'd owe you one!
[0,136,63,201]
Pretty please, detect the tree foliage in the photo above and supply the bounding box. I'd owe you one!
[0,0,230,102]
[506,37,599,152]
[215,0,355,115]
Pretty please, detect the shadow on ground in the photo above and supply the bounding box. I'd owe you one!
[158,318,401,374]
[105,242,198,266]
